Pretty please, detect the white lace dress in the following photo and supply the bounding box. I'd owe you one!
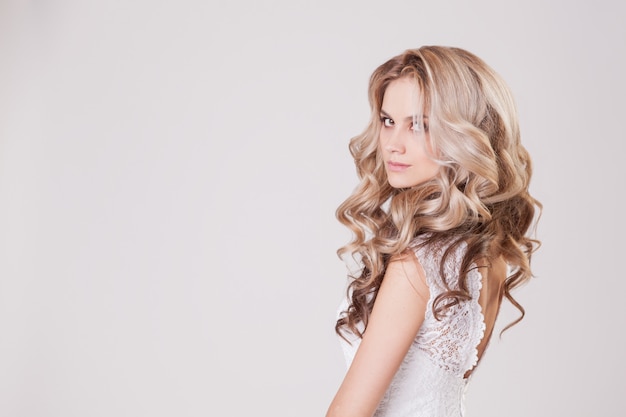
[337,241,485,417]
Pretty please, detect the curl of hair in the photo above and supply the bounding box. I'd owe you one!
[336,46,542,341]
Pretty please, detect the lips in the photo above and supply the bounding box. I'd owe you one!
[387,161,411,172]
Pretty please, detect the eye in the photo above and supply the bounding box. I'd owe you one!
[411,119,429,133]
[380,116,394,127]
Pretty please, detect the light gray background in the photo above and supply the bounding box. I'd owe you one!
[1,1,625,416]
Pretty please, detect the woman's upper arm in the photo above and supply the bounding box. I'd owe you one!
[326,252,430,417]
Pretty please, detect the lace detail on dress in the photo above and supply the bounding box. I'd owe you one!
[413,241,486,377]
[337,239,487,417]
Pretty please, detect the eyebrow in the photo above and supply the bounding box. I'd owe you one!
[380,110,429,122]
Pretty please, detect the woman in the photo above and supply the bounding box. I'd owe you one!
[326,46,541,417]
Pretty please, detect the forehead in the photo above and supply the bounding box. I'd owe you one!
[381,77,423,115]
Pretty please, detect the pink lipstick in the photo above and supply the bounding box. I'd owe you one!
[387,161,410,172]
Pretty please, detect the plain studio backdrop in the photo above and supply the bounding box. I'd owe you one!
[1,1,624,416]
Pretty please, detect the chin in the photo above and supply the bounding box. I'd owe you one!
[387,179,417,189]
[387,175,433,189]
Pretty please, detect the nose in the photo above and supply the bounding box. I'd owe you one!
[383,128,405,154]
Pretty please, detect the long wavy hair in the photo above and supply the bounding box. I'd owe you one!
[335,46,541,340]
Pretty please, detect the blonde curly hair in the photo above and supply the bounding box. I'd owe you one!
[336,46,541,339]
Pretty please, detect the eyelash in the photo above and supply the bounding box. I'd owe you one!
[380,116,394,127]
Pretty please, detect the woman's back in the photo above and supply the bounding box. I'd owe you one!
[337,240,506,417]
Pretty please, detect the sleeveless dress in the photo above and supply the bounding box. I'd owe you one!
[337,240,485,417]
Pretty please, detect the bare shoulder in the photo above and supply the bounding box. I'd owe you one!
[383,250,430,302]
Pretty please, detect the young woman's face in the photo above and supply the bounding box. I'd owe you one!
[379,77,439,188]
